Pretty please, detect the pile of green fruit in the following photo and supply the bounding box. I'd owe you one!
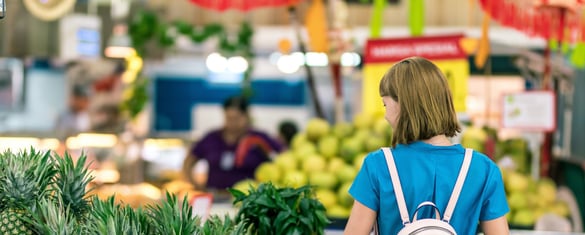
[502,169,570,227]
[234,113,392,219]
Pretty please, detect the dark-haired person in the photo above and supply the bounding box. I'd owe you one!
[182,95,284,191]
[344,57,509,235]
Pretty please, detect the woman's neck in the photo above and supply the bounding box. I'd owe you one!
[422,135,453,146]
[223,129,248,145]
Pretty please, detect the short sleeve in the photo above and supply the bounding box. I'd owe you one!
[480,166,510,221]
[348,153,379,212]
[191,133,214,160]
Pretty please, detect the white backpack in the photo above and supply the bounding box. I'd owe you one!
[376,147,473,235]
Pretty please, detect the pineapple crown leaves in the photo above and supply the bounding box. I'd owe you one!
[195,214,251,235]
[85,196,152,235]
[146,192,199,235]
[0,148,57,208]
[52,151,95,221]
[25,197,83,235]
[229,182,330,235]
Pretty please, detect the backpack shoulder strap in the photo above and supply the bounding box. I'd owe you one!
[443,148,473,223]
[382,147,410,225]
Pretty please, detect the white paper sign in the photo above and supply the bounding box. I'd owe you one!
[502,91,555,131]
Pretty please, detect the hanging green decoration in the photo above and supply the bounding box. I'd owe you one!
[128,10,256,96]
[570,42,585,68]
[409,0,424,36]
[369,0,385,38]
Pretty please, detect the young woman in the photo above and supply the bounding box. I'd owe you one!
[344,57,509,235]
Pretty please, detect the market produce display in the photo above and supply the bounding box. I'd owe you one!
[502,169,571,228]
[0,148,260,234]
[236,114,392,219]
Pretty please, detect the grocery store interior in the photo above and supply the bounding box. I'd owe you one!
[1,0,585,234]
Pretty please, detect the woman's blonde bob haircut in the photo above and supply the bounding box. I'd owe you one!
[379,57,461,147]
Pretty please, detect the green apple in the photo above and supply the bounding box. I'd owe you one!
[337,182,354,207]
[254,162,281,183]
[326,204,351,218]
[340,137,364,163]
[318,135,339,159]
[536,177,557,204]
[372,117,391,138]
[302,154,327,173]
[309,172,338,189]
[365,136,387,152]
[306,118,331,141]
[505,171,530,193]
[353,153,367,171]
[507,191,528,210]
[294,142,317,160]
[273,152,298,172]
[328,158,346,173]
[333,122,354,139]
[512,209,537,226]
[231,179,258,195]
[353,113,374,130]
[315,189,338,209]
[336,164,357,183]
[281,170,308,188]
[291,133,309,150]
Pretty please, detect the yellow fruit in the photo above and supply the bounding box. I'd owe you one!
[328,158,346,173]
[309,172,338,189]
[302,154,327,173]
[507,192,528,210]
[318,135,339,159]
[273,152,298,172]
[337,182,354,207]
[281,170,308,188]
[326,204,351,218]
[232,179,258,195]
[505,171,530,193]
[512,209,537,226]
[306,118,330,141]
[336,165,357,183]
[254,162,281,183]
[353,113,374,130]
[353,153,367,171]
[294,142,317,160]
[315,189,338,209]
[332,122,354,139]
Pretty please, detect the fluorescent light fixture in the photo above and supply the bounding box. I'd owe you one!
[227,56,248,73]
[277,54,301,74]
[104,24,134,58]
[0,137,40,152]
[341,52,361,67]
[66,133,118,149]
[206,53,228,73]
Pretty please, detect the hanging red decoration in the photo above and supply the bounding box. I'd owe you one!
[478,0,585,43]
[189,0,302,11]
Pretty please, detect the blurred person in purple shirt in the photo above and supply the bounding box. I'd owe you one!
[182,95,284,191]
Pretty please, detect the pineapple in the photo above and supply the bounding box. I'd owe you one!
[53,152,94,222]
[28,198,83,235]
[84,196,152,235]
[0,148,57,234]
[147,193,199,235]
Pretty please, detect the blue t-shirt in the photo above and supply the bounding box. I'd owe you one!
[349,141,509,234]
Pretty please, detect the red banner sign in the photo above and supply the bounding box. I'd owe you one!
[364,34,466,63]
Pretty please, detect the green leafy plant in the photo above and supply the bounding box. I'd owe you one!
[229,182,330,235]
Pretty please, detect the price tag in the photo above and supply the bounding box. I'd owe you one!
[190,193,214,221]
[502,91,556,132]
